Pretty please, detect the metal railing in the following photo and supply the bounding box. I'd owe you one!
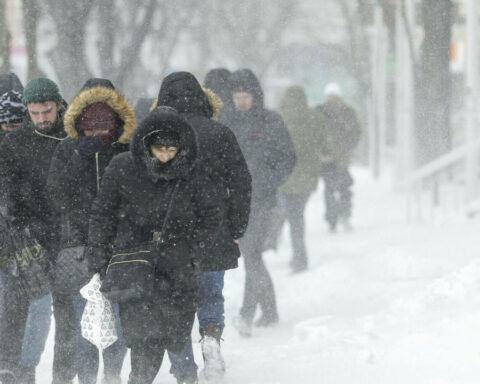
[405,138,480,221]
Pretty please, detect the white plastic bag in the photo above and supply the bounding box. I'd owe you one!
[80,273,118,350]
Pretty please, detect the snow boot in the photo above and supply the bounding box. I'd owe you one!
[200,324,225,382]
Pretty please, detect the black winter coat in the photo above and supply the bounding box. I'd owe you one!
[87,107,223,349]
[0,111,66,249]
[47,79,136,247]
[155,71,251,271]
[221,69,296,208]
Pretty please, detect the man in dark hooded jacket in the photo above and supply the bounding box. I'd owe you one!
[47,78,135,384]
[220,69,296,336]
[0,77,67,384]
[153,71,251,383]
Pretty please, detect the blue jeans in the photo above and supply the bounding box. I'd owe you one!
[168,270,225,381]
[72,294,126,384]
[0,269,52,368]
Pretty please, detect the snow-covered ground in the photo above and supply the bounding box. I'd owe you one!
[37,167,480,383]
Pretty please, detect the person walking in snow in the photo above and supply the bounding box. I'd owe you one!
[0,77,67,384]
[87,107,223,384]
[276,85,325,273]
[154,71,251,383]
[317,83,361,232]
[47,78,134,384]
[220,69,296,336]
[0,73,53,384]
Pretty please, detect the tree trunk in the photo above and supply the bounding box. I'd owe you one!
[23,0,44,80]
[97,0,115,78]
[0,0,10,73]
[43,0,95,100]
[415,0,452,165]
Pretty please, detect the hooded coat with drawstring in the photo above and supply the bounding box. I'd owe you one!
[87,107,223,360]
[154,71,251,271]
[46,78,135,384]
[47,78,136,248]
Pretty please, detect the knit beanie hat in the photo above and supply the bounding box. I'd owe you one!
[22,77,62,105]
[144,130,180,148]
[78,102,117,132]
[0,90,26,124]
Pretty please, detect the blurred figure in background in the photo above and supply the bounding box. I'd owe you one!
[221,69,295,337]
[317,83,361,232]
[277,85,324,273]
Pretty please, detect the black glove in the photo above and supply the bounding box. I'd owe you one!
[76,136,102,159]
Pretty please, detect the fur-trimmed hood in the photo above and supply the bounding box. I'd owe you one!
[151,71,223,120]
[64,78,136,144]
[130,106,198,181]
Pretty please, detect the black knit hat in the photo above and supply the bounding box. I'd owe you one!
[144,130,180,148]
[0,90,26,124]
[22,77,62,105]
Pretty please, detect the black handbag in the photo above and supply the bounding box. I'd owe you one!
[100,246,157,303]
[100,181,180,303]
[4,217,52,300]
[53,245,90,294]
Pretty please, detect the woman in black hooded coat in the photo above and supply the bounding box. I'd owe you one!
[47,78,135,384]
[87,107,223,384]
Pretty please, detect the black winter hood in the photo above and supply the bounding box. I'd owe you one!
[157,72,212,118]
[204,68,231,102]
[228,69,264,109]
[63,78,136,144]
[130,106,197,181]
[154,71,223,120]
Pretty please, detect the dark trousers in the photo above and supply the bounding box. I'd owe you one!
[0,283,75,383]
[239,204,278,324]
[72,294,126,384]
[0,278,30,373]
[284,192,311,269]
[52,292,77,384]
[129,339,166,384]
[323,164,353,228]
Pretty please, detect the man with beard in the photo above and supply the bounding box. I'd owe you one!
[0,77,66,384]
[220,69,296,337]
